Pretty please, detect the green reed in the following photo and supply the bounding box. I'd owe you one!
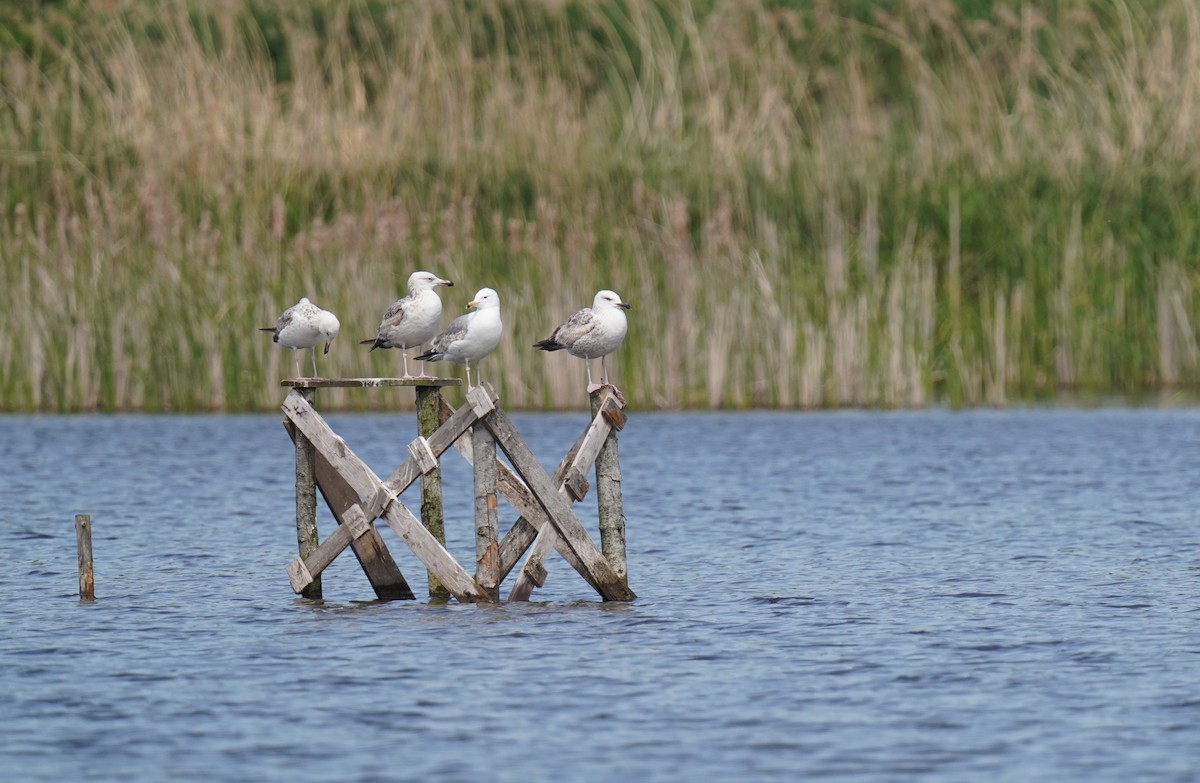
[2,0,1198,411]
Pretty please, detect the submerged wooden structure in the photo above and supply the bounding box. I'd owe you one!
[279,378,634,603]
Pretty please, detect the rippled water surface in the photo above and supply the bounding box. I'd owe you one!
[3,406,1199,782]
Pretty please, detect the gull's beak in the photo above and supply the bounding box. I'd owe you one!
[440,279,454,287]
[617,302,632,310]
[467,298,479,310]
[324,340,333,355]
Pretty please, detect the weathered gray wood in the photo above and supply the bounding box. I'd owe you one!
[441,397,592,585]
[283,378,462,389]
[283,391,383,492]
[379,501,491,602]
[472,423,500,599]
[293,388,322,599]
[496,517,539,577]
[363,386,492,521]
[287,557,314,593]
[75,514,94,601]
[288,523,354,592]
[285,420,414,600]
[483,404,635,602]
[416,385,449,601]
[592,388,629,583]
[283,390,491,603]
[508,392,625,600]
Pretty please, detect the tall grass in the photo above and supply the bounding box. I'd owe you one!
[2,0,1199,411]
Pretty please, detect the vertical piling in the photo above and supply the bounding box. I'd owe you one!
[294,388,322,599]
[75,513,94,601]
[591,390,628,584]
[472,423,500,600]
[416,385,450,601]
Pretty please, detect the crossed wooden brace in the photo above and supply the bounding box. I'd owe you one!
[282,383,635,603]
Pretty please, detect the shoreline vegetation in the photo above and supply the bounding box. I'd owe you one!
[2,0,1199,412]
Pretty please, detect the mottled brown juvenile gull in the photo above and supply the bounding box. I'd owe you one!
[261,297,340,378]
[360,271,454,377]
[415,288,503,389]
[534,289,631,392]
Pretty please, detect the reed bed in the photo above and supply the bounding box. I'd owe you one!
[2,0,1199,411]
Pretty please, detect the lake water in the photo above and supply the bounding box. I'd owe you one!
[2,405,1199,781]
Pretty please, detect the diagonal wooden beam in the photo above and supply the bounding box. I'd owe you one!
[285,420,414,600]
[282,390,492,603]
[361,386,494,520]
[442,397,593,585]
[507,394,625,600]
[481,402,635,602]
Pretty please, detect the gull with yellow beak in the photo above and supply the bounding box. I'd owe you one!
[415,287,503,389]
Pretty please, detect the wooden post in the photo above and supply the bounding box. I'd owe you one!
[416,384,450,601]
[75,513,94,601]
[472,423,500,600]
[294,388,322,599]
[591,389,628,584]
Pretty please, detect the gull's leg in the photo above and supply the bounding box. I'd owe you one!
[465,362,473,390]
[311,348,318,378]
[585,359,601,394]
[401,350,411,378]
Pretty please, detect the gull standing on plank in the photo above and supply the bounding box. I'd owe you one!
[534,289,631,393]
[415,288,503,389]
[261,297,341,378]
[360,271,454,377]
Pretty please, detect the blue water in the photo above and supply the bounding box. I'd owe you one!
[2,406,1199,781]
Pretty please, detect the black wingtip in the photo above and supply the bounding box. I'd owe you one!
[534,340,564,352]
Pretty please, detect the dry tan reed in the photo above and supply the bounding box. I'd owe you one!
[1,0,1199,411]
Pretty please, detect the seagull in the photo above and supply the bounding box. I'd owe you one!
[534,289,631,393]
[360,271,454,377]
[415,288,503,389]
[261,297,340,378]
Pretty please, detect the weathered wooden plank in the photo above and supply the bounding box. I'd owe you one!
[597,388,628,431]
[283,390,382,494]
[496,517,538,577]
[287,557,314,593]
[292,389,322,599]
[379,502,491,603]
[416,385,449,601]
[472,423,500,599]
[484,407,635,602]
[283,378,462,389]
[592,388,629,583]
[442,397,592,585]
[365,388,491,520]
[292,523,354,590]
[285,419,414,601]
[508,397,624,600]
[283,389,490,603]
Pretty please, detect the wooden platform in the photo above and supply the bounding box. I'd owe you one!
[280,380,632,603]
[282,377,463,389]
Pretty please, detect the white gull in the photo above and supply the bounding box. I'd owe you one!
[534,289,631,393]
[415,287,503,389]
[361,271,454,377]
[261,297,340,378]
